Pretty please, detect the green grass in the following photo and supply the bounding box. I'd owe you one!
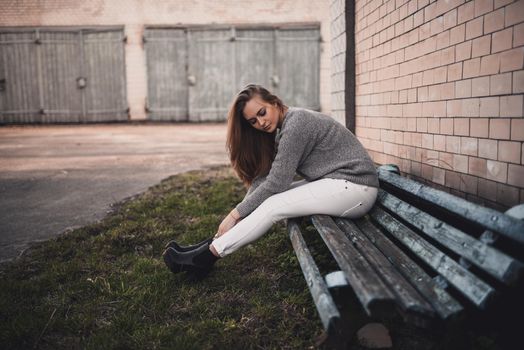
[0,166,508,349]
[0,167,324,349]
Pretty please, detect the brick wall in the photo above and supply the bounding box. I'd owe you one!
[354,0,524,210]
[331,0,347,124]
[0,0,331,120]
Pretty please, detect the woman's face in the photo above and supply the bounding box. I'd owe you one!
[242,95,282,133]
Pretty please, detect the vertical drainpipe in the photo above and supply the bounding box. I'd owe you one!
[345,0,356,133]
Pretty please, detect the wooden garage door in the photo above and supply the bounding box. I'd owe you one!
[144,28,188,121]
[82,30,127,122]
[0,30,40,123]
[0,27,127,124]
[188,28,235,122]
[234,28,275,94]
[144,25,320,122]
[39,30,83,122]
[275,28,321,111]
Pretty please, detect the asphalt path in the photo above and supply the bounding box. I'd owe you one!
[0,123,228,262]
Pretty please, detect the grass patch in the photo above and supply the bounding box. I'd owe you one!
[0,167,322,349]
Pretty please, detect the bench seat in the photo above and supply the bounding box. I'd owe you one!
[287,164,524,348]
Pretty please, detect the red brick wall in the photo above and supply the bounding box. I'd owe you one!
[331,0,347,125]
[354,0,524,209]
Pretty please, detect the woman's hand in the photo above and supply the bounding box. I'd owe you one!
[214,209,241,239]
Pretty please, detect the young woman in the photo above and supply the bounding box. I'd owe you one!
[163,84,379,278]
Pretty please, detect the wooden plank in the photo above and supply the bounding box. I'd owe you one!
[378,167,524,245]
[353,216,463,320]
[275,28,320,110]
[311,215,396,318]
[369,207,495,308]
[83,29,127,122]
[334,217,436,322]
[378,189,523,285]
[0,30,40,123]
[40,30,82,123]
[235,29,274,93]
[144,28,188,121]
[188,28,234,121]
[287,219,341,336]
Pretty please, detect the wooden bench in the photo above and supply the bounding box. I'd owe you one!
[287,164,524,349]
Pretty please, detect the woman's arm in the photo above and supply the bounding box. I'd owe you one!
[234,114,312,218]
[215,208,241,238]
[239,175,267,204]
[214,176,265,238]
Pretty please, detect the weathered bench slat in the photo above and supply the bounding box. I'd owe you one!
[287,219,341,335]
[334,218,436,320]
[378,168,524,245]
[354,216,463,320]
[369,207,495,308]
[287,165,523,344]
[377,189,523,285]
[311,215,397,318]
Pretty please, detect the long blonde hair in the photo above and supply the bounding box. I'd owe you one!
[226,84,287,186]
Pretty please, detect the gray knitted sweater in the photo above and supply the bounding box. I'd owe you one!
[235,107,379,218]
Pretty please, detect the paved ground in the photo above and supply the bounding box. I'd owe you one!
[0,123,228,262]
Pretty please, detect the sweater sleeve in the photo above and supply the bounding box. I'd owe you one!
[235,116,311,217]
[242,175,266,200]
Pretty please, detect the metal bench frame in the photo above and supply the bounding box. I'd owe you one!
[287,164,524,349]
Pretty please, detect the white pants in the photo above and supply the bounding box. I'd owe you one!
[211,178,378,257]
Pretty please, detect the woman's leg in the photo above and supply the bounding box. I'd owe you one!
[211,178,377,257]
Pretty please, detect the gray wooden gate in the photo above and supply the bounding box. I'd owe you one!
[144,28,188,121]
[275,28,321,111]
[235,28,275,93]
[0,30,40,123]
[0,27,127,124]
[145,25,320,122]
[188,28,235,121]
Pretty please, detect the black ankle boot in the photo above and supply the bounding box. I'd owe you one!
[164,237,213,252]
[162,243,219,278]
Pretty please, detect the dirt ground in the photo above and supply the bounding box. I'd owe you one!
[0,123,228,262]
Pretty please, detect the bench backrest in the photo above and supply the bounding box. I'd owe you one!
[372,165,524,310]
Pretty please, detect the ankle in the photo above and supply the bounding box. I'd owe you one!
[209,244,220,258]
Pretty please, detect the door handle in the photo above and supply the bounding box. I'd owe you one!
[76,77,87,89]
[187,75,196,86]
[271,75,279,87]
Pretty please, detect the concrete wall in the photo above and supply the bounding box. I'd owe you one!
[354,0,524,210]
[0,0,331,120]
